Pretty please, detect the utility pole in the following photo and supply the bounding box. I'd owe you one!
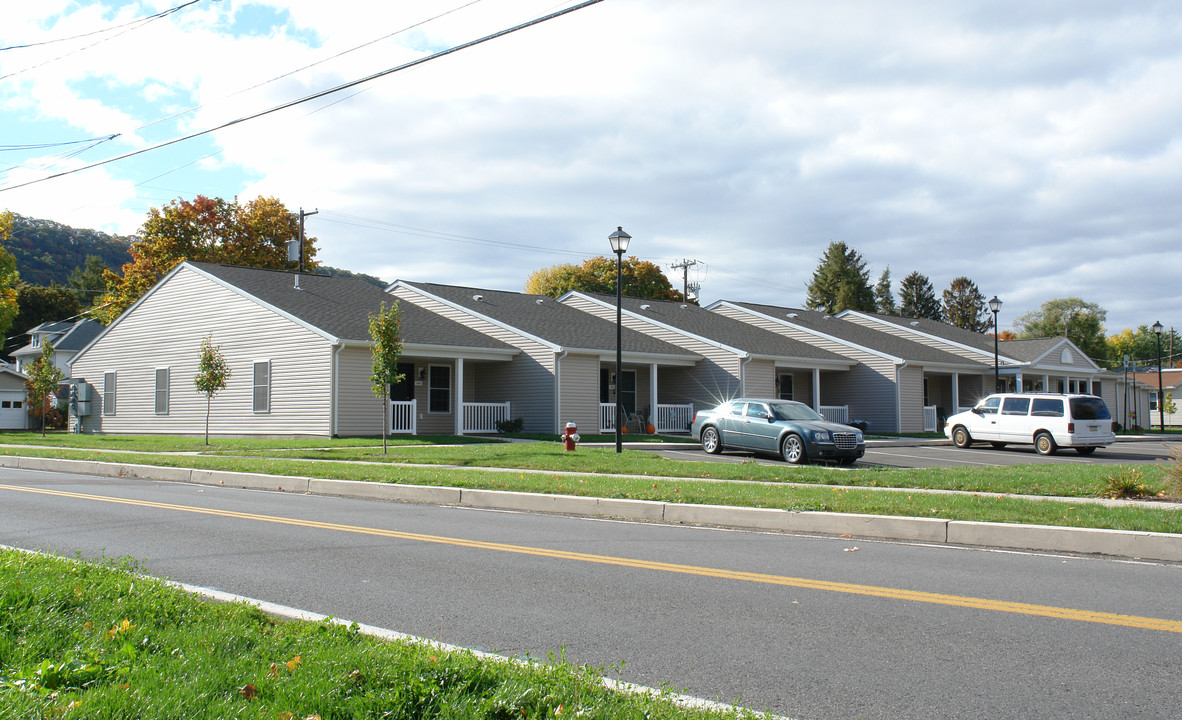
[670,259,698,301]
[297,208,318,274]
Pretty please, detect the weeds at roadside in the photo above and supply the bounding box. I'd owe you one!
[1162,445,1182,500]
[1099,467,1157,499]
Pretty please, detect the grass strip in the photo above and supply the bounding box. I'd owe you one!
[2,446,1178,534]
[0,550,766,720]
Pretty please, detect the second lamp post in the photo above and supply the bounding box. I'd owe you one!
[608,226,631,453]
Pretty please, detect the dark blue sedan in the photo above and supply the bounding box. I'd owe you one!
[691,398,865,465]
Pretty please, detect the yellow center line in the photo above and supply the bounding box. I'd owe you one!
[6,482,1181,634]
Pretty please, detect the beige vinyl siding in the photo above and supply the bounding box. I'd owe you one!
[897,365,926,433]
[714,305,901,432]
[743,359,776,397]
[334,345,385,437]
[392,287,560,433]
[71,266,335,436]
[563,295,740,411]
[558,353,600,433]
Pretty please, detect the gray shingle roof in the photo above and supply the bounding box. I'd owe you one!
[727,301,989,366]
[401,282,698,358]
[581,294,851,363]
[849,311,998,353]
[189,263,513,351]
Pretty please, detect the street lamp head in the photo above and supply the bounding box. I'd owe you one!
[608,226,631,255]
[988,296,1002,313]
[1152,320,1163,335]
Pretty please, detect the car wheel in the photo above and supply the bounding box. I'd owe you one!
[781,433,807,464]
[701,426,722,454]
[1034,431,1057,456]
[951,426,972,449]
[1075,446,1096,456]
[990,442,1007,450]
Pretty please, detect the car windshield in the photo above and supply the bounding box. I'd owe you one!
[1070,397,1111,420]
[770,403,823,421]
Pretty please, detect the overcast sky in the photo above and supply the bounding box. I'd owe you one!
[2,0,1180,336]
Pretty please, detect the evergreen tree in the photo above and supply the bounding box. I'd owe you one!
[874,267,896,315]
[898,271,942,320]
[67,255,112,308]
[804,241,875,314]
[941,277,990,332]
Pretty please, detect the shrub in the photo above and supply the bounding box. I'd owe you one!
[1099,467,1155,499]
[496,417,525,434]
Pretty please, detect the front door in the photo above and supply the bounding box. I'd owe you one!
[619,370,637,417]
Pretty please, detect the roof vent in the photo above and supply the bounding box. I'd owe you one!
[473,294,483,302]
[680,304,688,309]
[786,313,797,318]
[640,304,651,310]
[535,298,544,304]
[910,321,920,326]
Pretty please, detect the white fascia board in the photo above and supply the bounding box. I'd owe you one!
[713,301,904,364]
[587,349,699,366]
[566,292,750,358]
[838,309,1024,365]
[402,343,519,361]
[771,356,853,371]
[393,281,563,353]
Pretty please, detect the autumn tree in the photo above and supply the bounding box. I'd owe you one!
[1106,325,1181,368]
[526,256,683,301]
[369,301,404,454]
[804,242,875,314]
[873,267,896,315]
[25,340,64,436]
[898,271,942,321]
[194,335,232,445]
[95,196,316,323]
[1014,297,1107,361]
[0,212,20,342]
[941,276,990,332]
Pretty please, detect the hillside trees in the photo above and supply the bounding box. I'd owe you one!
[0,212,20,342]
[526,256,683,301]
[95,196,316,323]
[804,241,876,314]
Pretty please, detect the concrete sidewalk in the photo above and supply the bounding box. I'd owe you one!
[2,452,1178,563]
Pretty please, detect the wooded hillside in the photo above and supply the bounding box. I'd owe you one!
[6,214,133,286]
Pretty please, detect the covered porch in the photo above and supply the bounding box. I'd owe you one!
[385,349,517,435]
[597,357,698,434]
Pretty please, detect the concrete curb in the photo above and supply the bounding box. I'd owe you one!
[5,455,1180,563]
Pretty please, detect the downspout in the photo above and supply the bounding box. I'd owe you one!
[739,355,753,396]
[895,361,909,434]
[555,350,567,434]
[332,341,345,437]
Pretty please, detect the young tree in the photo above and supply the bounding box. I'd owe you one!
[526,256,684,301]
[804,241,875,314]
[369,301,405,454]
[941,277,990,332]
[95,196,315,323]
[24,340,64,436]
[874,267,896,315]
[898,271,942,321]
[0,212,20,342]
[1015,297,1107,362]
[193,335,232,446]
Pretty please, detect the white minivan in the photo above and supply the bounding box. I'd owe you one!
[944,393,1115,456]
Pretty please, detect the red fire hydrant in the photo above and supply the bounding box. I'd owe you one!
[561,421,580,451]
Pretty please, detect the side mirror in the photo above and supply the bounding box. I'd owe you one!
[972,407,983,415]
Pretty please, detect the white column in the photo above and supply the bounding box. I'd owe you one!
[951,373,960,412]
[649,363,658,429]
[454,358,465,435]
[812,368,821,411]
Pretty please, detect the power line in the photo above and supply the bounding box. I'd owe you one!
[0,0,205,52]
[0,0,606,195]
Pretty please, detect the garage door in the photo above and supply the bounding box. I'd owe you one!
[0,391,27,430]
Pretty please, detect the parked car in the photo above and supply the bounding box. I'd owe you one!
[944,393,1115,456]
[691,398,866,465]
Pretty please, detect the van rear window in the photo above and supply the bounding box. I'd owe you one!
[1031,398,1064,417]
[1070,397,1111,420]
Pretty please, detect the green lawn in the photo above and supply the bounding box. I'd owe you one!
[0,550,764,719]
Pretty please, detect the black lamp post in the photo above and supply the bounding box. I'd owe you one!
[988,296,1003,392]
[1153,320,1164,433]
[608,226,631,453]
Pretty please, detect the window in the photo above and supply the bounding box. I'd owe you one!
[428,365,450,413]
[253,361,271,413]
[746,403,769,418]
[977,397,1001,415]
[1150,391,1158,411]
[778,374,794,401]
[103,372,116,415]
[1001,397,1031,415]
[155,367,170,414]
[1030,398,1064,417]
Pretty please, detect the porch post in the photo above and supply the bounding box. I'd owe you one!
[812,368,821,412]
[951,373,960,413]
[649,363,658,431]
[454,358,465,435]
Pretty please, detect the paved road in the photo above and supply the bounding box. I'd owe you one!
[646,439,1180,469]
[3,466,1180,720]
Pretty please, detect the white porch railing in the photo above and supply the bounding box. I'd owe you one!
[600,402,617,433]
[463,401,510,434]
[390,399,417,434]
[820,405,849,424]
[655,403,694,433]
[923,405,938,432]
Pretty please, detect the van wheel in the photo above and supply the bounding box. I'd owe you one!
[1075,446,1096,456]
[1034,432,1057,456]
[701,426,723,454]
[781,433,808,464]
[951,426,972,448]
[990,442,1007,449]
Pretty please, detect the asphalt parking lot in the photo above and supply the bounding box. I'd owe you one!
[645,437,1180,469]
